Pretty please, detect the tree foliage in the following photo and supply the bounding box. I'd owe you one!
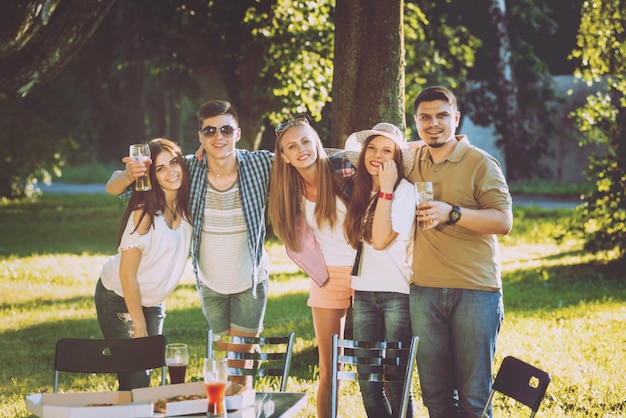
[0,0,114,198]
[0,0,586,198]
[567,0,626,260]
[403,1,479,123]
[445,0,581,180]
[0,0,115,99]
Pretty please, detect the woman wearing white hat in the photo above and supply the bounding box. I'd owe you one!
[344,122,416,417]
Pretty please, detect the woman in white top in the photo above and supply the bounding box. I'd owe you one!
[344,123,416,417]
[268,115,355,418]
[95,138,192,390]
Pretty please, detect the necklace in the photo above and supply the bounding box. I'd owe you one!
[165,203,177,221]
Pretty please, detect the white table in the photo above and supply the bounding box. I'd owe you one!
[183,392,307,418]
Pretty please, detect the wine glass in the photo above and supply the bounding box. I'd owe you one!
[165,343,189,384]
[129,143,152,191]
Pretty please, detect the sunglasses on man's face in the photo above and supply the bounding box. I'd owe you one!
[201,125,237,139]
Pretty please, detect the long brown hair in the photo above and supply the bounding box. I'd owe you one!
[117,138,191,246]
[268,119,348,251]
[344,136,404,249]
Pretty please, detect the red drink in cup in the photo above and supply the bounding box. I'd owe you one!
[203,358,229,417]
[205,381,227,414]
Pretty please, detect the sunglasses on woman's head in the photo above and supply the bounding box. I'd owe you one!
[201,125,236,139]
[275,113,311,136]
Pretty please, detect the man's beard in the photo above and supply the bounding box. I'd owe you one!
[427,141,446,149]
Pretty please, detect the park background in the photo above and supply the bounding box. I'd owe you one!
[1,0,625,416]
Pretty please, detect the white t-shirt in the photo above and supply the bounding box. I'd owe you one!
[351,179,416,294]
[304,196,356,267]
[100,213,192,306]
[197,182,256,294]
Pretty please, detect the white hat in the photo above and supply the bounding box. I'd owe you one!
[344,122,414,171]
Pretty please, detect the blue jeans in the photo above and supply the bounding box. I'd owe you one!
[410,285,503,418]
[94,279,165,390]
[353,291,413,418]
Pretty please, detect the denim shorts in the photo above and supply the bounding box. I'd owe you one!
[197,280,268,335]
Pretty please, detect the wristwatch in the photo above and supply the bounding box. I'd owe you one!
[446,205,461,225]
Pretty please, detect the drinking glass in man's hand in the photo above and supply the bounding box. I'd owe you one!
[129,143,152,191]
[415,181,434,228]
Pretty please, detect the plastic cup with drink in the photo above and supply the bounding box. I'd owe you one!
[415,181,434,228]
[203,358,229,417]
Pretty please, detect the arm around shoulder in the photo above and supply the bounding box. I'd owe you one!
[105,170,134,195]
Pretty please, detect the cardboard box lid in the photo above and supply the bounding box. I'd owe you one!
[25,392,153,418]
[132,382,207,402]
[224,384,255,410]
[133,382,208,417]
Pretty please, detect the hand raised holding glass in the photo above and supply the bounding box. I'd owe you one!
[128,144,152,191]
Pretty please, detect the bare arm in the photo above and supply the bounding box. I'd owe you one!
[371,161,400,249]
[105,157,148,195]
[418,201,513,235]
[118,210,151,338]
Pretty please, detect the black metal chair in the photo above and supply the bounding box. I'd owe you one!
[53,335,167,392]
[481,355,551,417]
[330,334,419,418]
[206,329,295,392]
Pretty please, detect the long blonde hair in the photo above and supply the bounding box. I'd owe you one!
[268,119,347,251]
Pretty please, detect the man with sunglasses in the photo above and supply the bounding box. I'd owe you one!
[106,100,272,388]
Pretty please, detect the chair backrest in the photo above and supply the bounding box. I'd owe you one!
[481,355,551,417]
[54,335,167,392]
[206,329,295,392]
[330,334,419,418]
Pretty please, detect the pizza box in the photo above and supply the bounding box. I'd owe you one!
[131,381,256,415]
[25,391,153,418]
[132,382,208,416]
[225,383,256,411]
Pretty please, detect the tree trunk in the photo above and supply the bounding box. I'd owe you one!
[0,0,116,100]
[487,0,526,181]
[331,0,405,148]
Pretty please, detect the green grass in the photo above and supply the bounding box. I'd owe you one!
[52,162,122,184]
[1,195,625,417]
[507,179,593,197]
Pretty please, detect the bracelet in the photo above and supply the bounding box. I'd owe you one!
[378,192,393,200]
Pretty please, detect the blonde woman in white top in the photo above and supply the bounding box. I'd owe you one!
[95,138,192,390]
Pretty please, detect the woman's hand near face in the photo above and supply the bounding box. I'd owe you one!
[378,160,398,193]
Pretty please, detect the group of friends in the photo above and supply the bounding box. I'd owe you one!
[94,86,513,418]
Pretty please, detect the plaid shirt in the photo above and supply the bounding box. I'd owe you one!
[187,149,273,288]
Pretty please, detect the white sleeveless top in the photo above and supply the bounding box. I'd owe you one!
[304,196,356,266]
[100,212,192,306]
